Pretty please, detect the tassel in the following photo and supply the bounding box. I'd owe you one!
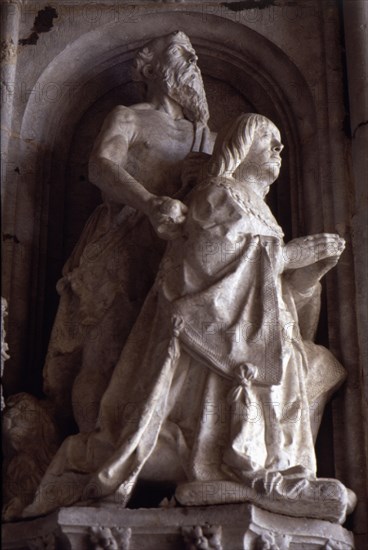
[167,315,185,363]
[227,363,258,406]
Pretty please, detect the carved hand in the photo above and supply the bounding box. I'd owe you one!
[283,233,345,270]
[147,196,188,240]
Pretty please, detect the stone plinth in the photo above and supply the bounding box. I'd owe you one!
[2,504,354,549]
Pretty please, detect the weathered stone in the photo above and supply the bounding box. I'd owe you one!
[1,0,366,547]
[20,111,355,526]
[2,504,355,549]
[1,297,10,410]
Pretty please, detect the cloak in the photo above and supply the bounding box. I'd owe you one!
[24,176,346,515]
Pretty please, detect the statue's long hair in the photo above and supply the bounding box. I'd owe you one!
[208,113,277,177]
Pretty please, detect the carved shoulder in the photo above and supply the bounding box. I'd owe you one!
[100,105,137,135]
[90,105,139,163]
[104,103,154,128]
[130,102,154,111]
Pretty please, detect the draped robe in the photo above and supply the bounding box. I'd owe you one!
[42,107,212,433]
[25,176,346,514]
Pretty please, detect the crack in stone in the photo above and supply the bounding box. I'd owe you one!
[221,0,276,11]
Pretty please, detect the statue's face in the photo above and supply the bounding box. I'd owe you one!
[237,125,283,191]
[149,35,200,87]
[162,39,198,72]
[153,35,209,123]
[158,37,204,94]
[134,33,209,123]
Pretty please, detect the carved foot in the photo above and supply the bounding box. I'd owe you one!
[175,473,356,524]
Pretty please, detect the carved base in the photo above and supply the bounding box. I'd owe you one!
[2,503,354,549]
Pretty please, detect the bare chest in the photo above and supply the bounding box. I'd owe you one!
[126,114,195,195]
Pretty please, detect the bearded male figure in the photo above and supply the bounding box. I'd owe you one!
[43,31,214,434]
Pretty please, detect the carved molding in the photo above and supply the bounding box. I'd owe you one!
[1,297,10,410]
[0,39,17,64]
[182,524,223,550]
[324,541,352,550]
[2,503,355,549]
[89,526,132,550]
[255,532,292,550]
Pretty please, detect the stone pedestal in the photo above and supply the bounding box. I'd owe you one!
[2,504,354,549]
[1,1,366,548]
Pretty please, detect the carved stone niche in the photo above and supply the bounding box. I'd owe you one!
[2,504,354,549]
[3,2,319,395]
[1,0,366,548]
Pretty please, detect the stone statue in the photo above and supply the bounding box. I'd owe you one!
[23,114,355,524]
[2,31,214,522]
[42,30,214,434]
[2,393,61,520]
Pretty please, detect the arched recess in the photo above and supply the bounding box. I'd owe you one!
[9,11,319,394]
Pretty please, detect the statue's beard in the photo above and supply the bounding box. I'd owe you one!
[161,64,209,125]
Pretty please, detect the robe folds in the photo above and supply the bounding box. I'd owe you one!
[26,176,346,515]
[42,112,212,433]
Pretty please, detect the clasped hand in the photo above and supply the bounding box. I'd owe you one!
[147,196,188,240]
[283,233,345,269]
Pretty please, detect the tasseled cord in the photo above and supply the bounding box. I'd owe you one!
[167,315,185,364]
[168,316,257,409]
[227,363,258,407]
